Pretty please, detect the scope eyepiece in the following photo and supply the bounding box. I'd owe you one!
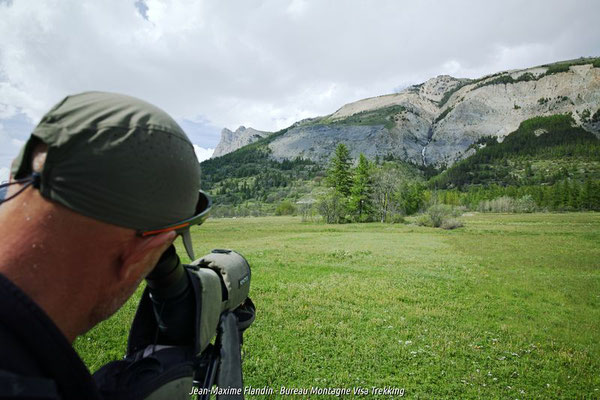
[146,245,196,344]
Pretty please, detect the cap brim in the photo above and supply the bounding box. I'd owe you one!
[138,190,211,260]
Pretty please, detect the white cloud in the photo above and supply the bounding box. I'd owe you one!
[286,0,308,19]
[0,0,598,151]
[0,122,24,171]
[193,145,214,162]
[0,167,9,183]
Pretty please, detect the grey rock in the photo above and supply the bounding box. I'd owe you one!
[212,126,271,158]
[215,61,600,166]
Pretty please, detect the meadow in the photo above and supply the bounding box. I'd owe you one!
[75,213,600,399]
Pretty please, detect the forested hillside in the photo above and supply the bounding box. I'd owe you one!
[200,140,322,216]
[432,115,600,188]
[429,115,600,210]
[200,114,600,217]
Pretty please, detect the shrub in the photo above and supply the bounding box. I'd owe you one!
[438,81,470,106]
[299,203,318,222]
[478,196,515,212]
[327,105,406,129]
[478,195,537,213]
[514,195,537,213]
[581,109,591,123]
[318,191,348,224]
[434,106,454,124]
[441,218,464,230]
[414,204,464,228]
[545,63,570,75]
[390,214,406,224]
[275,200,296,216]
[427,204,455,227]
[414,213,433,227]
[475,72,539,89]
[591,109,600,124]
[543,58,600,75]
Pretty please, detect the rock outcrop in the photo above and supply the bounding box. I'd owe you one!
[214,59,600,166]
[212,126,271,158]
[425,64,600,165]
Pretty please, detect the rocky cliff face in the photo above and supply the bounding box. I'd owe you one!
[425,64,600,165]
[212,126,271,158]
[214,59,600,166]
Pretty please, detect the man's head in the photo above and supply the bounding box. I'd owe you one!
[0,92,206,342]
[11,91,203,233]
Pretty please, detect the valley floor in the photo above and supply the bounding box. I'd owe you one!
[76,213,600,399]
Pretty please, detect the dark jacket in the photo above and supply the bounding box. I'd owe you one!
[0,273,101,400]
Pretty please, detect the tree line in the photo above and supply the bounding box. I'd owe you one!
[201,113,600,220]
[319,140,600,224]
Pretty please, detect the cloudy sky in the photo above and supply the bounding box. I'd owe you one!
[1,0,599,181]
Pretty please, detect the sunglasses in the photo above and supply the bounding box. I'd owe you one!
[138,190,212,260]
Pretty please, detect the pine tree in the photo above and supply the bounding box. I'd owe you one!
[525,161,534,178]
[569,180,581,210]
[582,178,593,210]
[349,153,374,221]
[588,179,600,211]
[326,143,353,196]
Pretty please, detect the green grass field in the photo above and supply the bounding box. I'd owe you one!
[75,213,600,399]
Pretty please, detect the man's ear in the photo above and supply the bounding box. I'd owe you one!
[118,231,177,282]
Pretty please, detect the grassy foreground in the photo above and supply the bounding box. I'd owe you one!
[75,213,600,399]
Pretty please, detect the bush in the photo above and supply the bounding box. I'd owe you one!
[441,218,464,230]
[538,97,550,105]
[275,200,296,216]
[478,195,537,213]
[318,191,348,224]
[434,106,454,124]
[415,204,463,228]
[581,109,591,123]
[514,195,537,213]
[478,196,514,213]
[390,214,406,224]
[428,204,456,227]
[545,63,570,75]
[414,213,433,227]
[299,202,318,222]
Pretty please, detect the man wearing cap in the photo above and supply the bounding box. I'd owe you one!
[0,92,208,399]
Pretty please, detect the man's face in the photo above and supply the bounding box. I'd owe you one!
[87,238,170,332]
[89,272,144,328]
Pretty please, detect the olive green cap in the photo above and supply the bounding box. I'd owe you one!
[11,91,202,233]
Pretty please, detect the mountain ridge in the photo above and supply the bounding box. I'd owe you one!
[212,125,271,158]
[212,57,600,166]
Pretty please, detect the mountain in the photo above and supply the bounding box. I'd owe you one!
[212,126,271,158]
[201,58,600,215]
[213,57,600,167]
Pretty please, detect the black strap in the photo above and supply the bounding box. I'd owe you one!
[0,173,40,204]
[0,370,60,399]
[215,312,243,400]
